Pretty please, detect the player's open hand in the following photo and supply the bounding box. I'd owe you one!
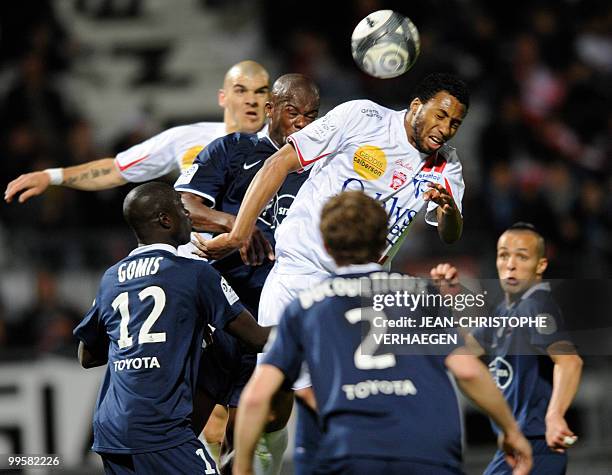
[243,228,275,266]
[499,430,533,475]
[192,232,241,261]
[545,413,577,453]
[4,171,51,204]
[423,182,456,214]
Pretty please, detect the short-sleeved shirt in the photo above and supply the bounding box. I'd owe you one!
[115,122,226,182]
[472,283,569,437]
[263,264,464,469]
[73,244,244,454]
[277,99,465,274]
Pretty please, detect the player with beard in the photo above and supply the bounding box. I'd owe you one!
[194,73,470,475]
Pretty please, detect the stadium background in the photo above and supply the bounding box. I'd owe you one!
[0,0,610,473]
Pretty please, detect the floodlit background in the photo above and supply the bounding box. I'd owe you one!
[0,0,610,473]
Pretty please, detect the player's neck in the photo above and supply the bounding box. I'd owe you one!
[137,237,181,249]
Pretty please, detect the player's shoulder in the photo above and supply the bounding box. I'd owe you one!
[212,131,259,150]
[521,284,559,313]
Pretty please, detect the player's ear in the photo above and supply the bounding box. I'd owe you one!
[218,89,226,108]
[409,98,422,114]
[158,212,172,229]
[265,101,273,118]
[536,257,548,277]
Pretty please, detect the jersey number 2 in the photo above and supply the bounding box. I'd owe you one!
[345,307,396,370]
[112,286,167,349]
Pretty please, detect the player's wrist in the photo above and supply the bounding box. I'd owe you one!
[44,168,64,185]
[545,410,564,421]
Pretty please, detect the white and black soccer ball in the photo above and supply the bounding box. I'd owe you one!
[351,10,420,79]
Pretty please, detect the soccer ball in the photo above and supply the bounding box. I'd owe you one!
[351,10,420,79]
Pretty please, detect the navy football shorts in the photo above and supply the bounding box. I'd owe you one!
[99,437,218,475]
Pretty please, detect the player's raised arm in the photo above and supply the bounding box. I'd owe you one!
[445,351,532,475]
[4,158,126,203]
[194,144,301,263]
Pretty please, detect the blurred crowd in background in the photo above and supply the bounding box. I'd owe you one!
[0,0,610,359]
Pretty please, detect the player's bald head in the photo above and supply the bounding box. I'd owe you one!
[123,182,186,243]
[271,73,319,104]
[223,60,269,88]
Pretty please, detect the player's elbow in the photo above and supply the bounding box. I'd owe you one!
[446,353,485,382]
[239,385,270,413]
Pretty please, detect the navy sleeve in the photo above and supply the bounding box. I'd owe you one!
[197,263,245,329]
[73,297,105,349]
[262,300,304,384]
[174,135,231,207]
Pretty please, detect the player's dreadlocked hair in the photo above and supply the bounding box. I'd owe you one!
[320,191,387,266]
[413,72,470,110]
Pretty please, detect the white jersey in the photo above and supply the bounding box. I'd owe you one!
[114,122,226,182]
[277,99,465,274]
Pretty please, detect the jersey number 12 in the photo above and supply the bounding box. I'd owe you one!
[112,286,167,349]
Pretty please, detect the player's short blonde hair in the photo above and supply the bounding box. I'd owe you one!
[320,191,387,266]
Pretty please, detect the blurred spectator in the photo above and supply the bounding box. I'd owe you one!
[7,270,81,358]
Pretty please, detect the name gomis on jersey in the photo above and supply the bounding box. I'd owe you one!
[118,257,164,282]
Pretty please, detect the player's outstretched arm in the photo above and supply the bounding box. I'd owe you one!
[4,158,127,204]
[446,351,532,475]
[234,365,285,475]
[545,343,583,452]
[195,144,300,263]
[181,192,236,233]
[182,192,273,265]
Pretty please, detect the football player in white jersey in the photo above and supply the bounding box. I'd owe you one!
[4,60,269,203]
[195,72,470,475]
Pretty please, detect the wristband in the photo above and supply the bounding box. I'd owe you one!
[45,168,64,185]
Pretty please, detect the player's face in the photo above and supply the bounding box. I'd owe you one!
[266,92,319,146]
[219,72,269,134]
[407,91,466,154]
[496,231,547,298]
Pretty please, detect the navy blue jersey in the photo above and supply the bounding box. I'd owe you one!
[174,131,309,246]
[73,244,244,454]
[263,266,464,470]
[472,283,569,437]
